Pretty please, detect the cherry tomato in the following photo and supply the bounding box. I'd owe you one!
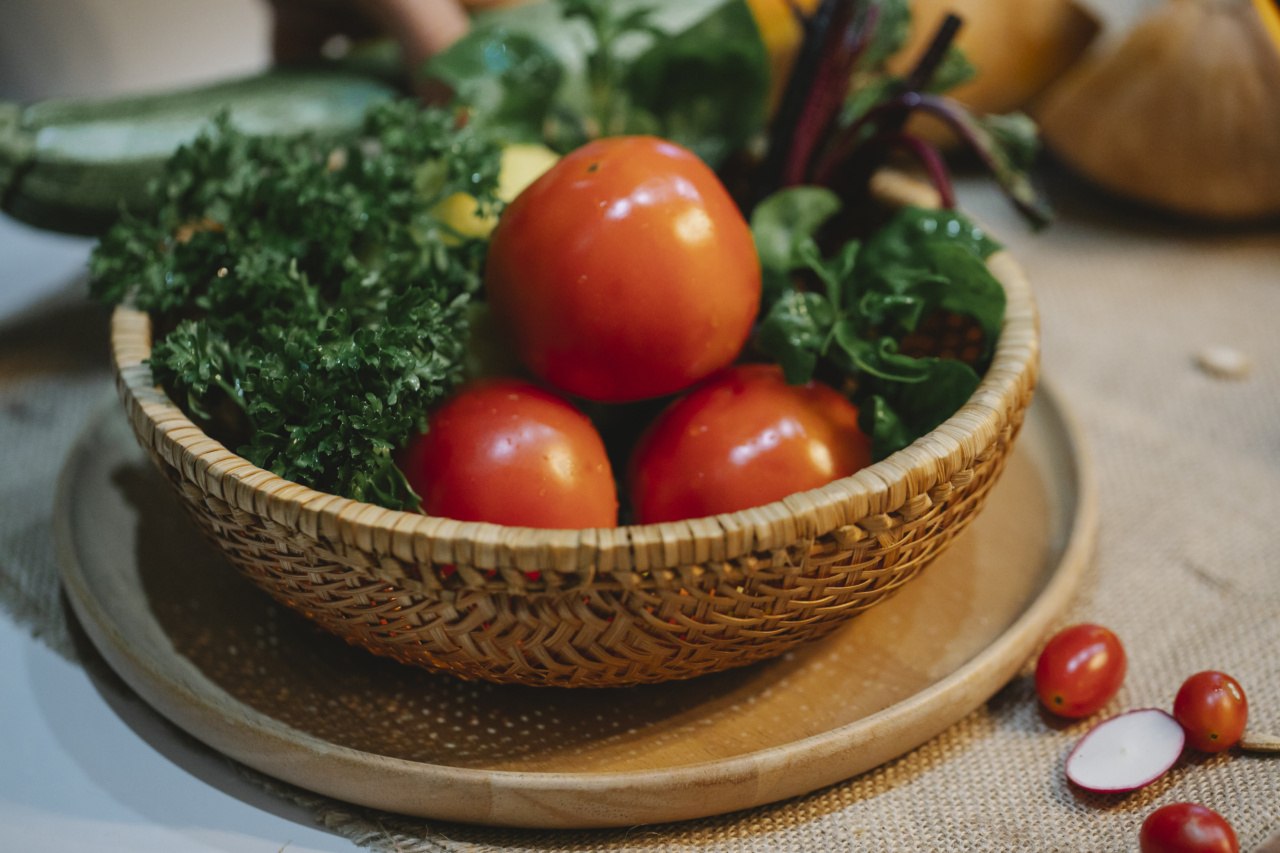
[1034,623,1127,718]
[398,378,618,529]
[1173,671,1248,753]
[485,136,761,403]
[1139,803,1239,853]
[626,364,872,523]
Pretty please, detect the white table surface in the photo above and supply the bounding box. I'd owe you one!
[1,2,360,849]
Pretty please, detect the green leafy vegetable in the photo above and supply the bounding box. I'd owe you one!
[90,100,504,509]
[424,0,769,167]
[423,30,564,143]
[858,357,980,459]
[860,0,911,69]
[760,0,1050,228]
[623,0,770,167]
[926,44,977,94]
[751,187,1006,460]
[858,204,1000,269]
[749,185,842,304]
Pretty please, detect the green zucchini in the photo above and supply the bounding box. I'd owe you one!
[0,67,400,235]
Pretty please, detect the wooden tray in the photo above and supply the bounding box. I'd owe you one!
[55,382,1095,829]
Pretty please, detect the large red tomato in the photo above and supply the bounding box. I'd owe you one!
[398,378,618,529]
[484,136,761,403]
[627,364,872,523]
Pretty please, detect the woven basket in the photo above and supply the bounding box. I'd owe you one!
[108,189,1039,688]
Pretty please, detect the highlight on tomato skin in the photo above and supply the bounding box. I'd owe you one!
[1173,671,1249,753]
[1139,802,1239,853]
[396,378,619,530]
[1034,623,1127,718]
[626,363,873,524]
[484,135,762,404]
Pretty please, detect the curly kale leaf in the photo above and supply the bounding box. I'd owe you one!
[90,100,503,509]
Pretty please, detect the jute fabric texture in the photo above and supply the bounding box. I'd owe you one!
[2,173,1278,850]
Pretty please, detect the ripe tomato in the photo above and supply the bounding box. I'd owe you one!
[1034,624,1127,718]
[485,136,761,403]
[398,378,618,529]
[1139,803,1239,853]
[1173,671,1248,753]
[626,364,872,524]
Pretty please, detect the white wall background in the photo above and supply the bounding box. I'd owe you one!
[0,0,271,321]
[0,0,269,101]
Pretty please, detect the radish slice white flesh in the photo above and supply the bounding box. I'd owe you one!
[1065,709,1186,792]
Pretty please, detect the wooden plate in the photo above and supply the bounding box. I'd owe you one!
[55,382,1095,829]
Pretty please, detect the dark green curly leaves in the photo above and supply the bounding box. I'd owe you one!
[90,100,504,509]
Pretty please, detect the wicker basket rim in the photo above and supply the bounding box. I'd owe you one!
[110,195,1038,574]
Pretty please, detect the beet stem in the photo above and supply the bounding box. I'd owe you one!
[889,133,956,208]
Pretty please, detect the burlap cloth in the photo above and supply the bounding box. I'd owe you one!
[2,171,1278,851]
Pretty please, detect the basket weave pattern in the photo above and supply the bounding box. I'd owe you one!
[110,252,1037,688]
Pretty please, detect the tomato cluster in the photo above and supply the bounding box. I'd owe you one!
[399,136,874,529]
[1033,624,1254,849]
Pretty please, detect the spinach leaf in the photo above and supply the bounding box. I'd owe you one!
[624,0,769,167]
[755,290,837,385]
[424,0,769,167]
[750,185,842,304]
[860,0,912,69]
[858,204,1000,269]
[858,239,1005,360]
[751,200,1006,461]
[423,29,563,143]
[858,358,982,459]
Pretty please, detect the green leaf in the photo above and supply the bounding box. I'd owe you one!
[856,242,1004,360]
[831,329,932,383]
[858,357,981,459]
[859,204,1001,271]
[841,74,898,127]
[623,0,770,167]
[978,110,1040,173]
[927,45,977,94]
[798,237,860,310]
[854,289,927,334]
[858,394,913,462]
[90,100,501,510]
[432,0,769,166]
[423,29,564,143]
[750,185,842,306]
[751,186,842,273]
[862,0,912,69]
[754,290,837,385]
[747,202,1007,461]
[911,242,1007,359]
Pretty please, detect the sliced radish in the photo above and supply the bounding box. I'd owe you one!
[1065,708,1186,792]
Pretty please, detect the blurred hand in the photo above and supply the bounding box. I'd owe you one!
[268,0,473,79]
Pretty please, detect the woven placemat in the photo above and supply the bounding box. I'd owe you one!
[3,176,1279,850]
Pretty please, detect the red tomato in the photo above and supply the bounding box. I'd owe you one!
[398,378,618,529]
[1139,803,1239,853]
[1034,624,1127,718]
[626,364,872,523]
[485,136,761,403]
[1173,671,1248,752]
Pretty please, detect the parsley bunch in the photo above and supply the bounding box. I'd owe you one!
[90,100,504,509]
